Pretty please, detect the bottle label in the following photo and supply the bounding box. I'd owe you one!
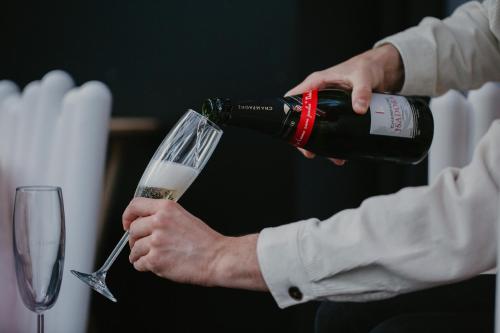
[291,90,318,147]
[369,94,417,138]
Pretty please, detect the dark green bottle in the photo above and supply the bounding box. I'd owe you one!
[202,89,433,164]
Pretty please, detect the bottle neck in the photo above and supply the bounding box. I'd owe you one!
[203,97,297,137]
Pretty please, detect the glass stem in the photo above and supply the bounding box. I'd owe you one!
[99,231,130,273]
[37,313,44,333]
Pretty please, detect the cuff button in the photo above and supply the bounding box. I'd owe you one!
[288,287,303,301]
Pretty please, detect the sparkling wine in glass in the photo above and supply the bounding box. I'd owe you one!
[13,186,65,333]
[71,109,222,302]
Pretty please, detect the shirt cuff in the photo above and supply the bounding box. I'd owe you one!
[257,219,317,308]
[374,26,438,96]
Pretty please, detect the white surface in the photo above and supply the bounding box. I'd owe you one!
[46,89,80,186]
[428,90,472,183]
[468,82,500,277]
[14,81,41,188]
[0,84,20,332]
[46,81,111,333]
[26,70,74,185]
[468,82,500,153]
[0,80,18,101]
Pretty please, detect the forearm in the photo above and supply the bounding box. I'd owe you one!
[376,0,500,95]
[258,120,500,308]
[211,234,268,291]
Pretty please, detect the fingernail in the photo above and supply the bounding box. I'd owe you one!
[354,99,368,111]
[305,152,315,158]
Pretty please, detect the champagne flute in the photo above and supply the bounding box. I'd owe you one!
[71,109,222,302]
[13,186,66,333]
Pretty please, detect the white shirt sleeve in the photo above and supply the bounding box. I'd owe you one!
[257,119,500,308]
[375,0,500,96]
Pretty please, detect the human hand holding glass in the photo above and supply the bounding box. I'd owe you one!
[71,109,222,302]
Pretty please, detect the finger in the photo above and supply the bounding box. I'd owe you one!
[133,256,149,272]
[128,216,155,248]
[328,158,346,166]
[297,147,316,159]
[129,235,152,263]
[123,197,164,231]
[285,71,329,96]
[350,72,373,115]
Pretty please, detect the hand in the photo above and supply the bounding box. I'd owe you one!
[287,44,404,163]
[122,197,268,291]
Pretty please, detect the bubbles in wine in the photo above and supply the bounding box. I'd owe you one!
[135,161,199,201]
[136,186,175,200]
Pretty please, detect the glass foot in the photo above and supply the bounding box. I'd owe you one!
[70,270,117,302]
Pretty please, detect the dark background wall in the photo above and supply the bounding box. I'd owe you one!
[1,1,445,332]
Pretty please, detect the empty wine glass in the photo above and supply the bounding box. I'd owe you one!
[71,109,222,302]
[13,186,65,333]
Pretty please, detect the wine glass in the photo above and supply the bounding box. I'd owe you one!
[13,186,65,333]
[71,109,222,302]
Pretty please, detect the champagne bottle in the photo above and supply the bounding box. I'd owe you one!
[201,89,434,164]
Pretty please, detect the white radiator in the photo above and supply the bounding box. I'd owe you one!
[0,70,112,333]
